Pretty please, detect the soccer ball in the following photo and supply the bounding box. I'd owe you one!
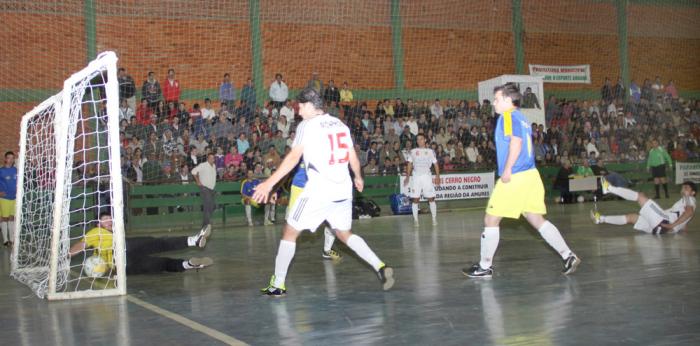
[83,255,108,278]
[577,195,585,203]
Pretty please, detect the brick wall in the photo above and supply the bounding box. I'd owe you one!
[0,0,699,152]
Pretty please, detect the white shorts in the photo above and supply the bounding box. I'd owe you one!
[286,193,352,232]
[409,175,436,199]
[635,200,678,234]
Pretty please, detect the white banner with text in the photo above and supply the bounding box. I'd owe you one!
[400,172,495,201]
[529,64,591,84]
[675,162,700,184]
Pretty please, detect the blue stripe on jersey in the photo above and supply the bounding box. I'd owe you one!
[0,167,17,200]
[291,161,308,188]
[495,109,535,176]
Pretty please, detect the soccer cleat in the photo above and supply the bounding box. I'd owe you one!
[264,219,274,226]
[195,224,212,248]
[413,218,419,227]
[377,265,395,291]
[247,219,254,227]
[322,249,342,260]
[186,257,213,270]
[590,210,601,224]
[562,254,581,275]
[463,263,493,278]
[261,275,287,297]
[600,177,610,194]
[432,218,438,226]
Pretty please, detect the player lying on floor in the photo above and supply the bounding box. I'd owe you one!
[69,212,213,276]
[591,180,696,234]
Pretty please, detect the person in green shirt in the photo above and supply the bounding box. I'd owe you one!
[575,159,595,177]
[647,139,673,199]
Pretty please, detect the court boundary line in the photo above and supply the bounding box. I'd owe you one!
[126,295,248,346]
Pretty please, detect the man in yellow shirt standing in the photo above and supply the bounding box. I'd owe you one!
[340,81,353,116]
[69,212,213,275]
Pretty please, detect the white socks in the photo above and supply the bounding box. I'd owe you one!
[412,203,419,221]
[245,205,252,223]
[601,215,627,225]
[264,204,276,221]
[538,221,572,260]
[273,240,296,288]
[187,236,196,246]
[8,220,14,242]
[479,227,500,269]
[429,201,437,220]
[323,227,335,252]
[608,186,639,202]
[0,221,7,243]
[346,234,383,271]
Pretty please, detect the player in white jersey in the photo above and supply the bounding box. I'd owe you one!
[591,179,696,234]
[253,87,394,296]
[404,134,441,226]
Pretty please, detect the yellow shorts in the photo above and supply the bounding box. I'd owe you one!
[0,199,15,218]
[285,185,304,219]
[486,169,546,219]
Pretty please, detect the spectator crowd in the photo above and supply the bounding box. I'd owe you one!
[115,68,700,186]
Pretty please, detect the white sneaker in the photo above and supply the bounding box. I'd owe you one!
[185,257,213,270]
[413,218,419,227]
[195,224,212,248]
[247,220,254,227]
[600,177,610,194]
[590,210,602,224]
[432,218,438,226]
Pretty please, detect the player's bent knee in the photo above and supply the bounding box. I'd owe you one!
[484,214,500,227]
[281,224,301,241]
[334,229,352,243]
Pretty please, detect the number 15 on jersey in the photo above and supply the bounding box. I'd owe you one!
[328,132,350,165]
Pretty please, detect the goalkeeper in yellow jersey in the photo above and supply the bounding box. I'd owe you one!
[69,212,213,275]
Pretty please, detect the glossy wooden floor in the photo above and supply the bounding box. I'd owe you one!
[1,199,699,345]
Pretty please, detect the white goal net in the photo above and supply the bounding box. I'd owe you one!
[11,52,126,300]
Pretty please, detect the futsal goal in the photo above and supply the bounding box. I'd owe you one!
[10,52,126,300]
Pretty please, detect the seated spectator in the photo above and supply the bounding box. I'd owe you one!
[225,145,243,168]
[363,158,379,176]
[465,140,479,163]
[222,164,240,181]
[575,159,595,177]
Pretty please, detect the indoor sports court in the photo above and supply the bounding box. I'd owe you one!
[1,0,699,345]
[1,203,699,345]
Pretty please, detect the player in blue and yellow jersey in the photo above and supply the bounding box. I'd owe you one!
[287,161,341,260]
[241,169,263,226]
[0,151,17,246]
[463,83,581,278]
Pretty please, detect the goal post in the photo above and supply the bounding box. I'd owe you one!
[11,51,126,300]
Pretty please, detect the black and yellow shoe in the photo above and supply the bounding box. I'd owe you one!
[261,275,287,297]
[322,249,342,260]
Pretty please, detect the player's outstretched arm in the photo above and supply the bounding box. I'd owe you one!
[68,241,86,258]
[662,206,694,231]
[253,145,303,203]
